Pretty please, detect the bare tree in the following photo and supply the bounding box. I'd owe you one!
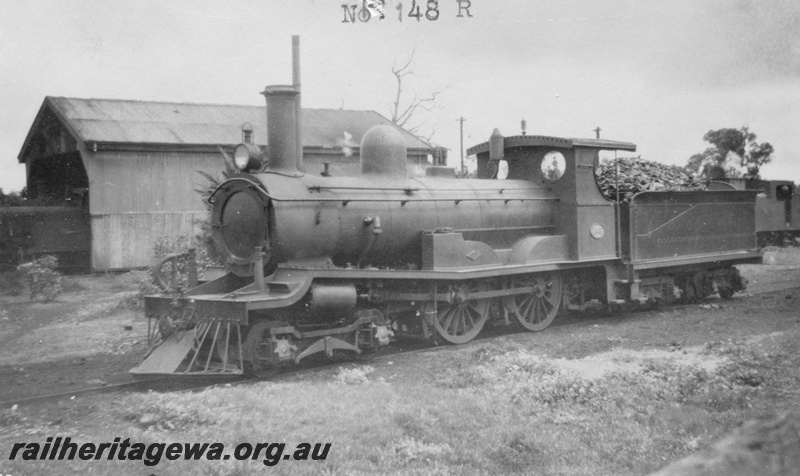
[389,48,448,146]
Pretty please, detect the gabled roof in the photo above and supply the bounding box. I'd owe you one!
[19,96,433,162]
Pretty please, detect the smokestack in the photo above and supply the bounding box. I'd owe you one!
[292,35,303,172]
[261,85,300,175]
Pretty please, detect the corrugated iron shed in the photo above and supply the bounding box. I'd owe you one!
[19,97,433,161]
[15,96,439,270]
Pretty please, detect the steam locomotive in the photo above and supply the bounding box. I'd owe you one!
[132,84,764,376]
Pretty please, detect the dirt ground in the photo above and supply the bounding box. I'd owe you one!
[0,272,149,403]
[1,250,799,404]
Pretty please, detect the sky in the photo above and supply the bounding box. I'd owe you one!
[1,0,799,192]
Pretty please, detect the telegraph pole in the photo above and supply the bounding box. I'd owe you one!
[457,117,467,174]
[594,127,601,139]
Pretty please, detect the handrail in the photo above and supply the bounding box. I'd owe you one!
[152,248,198,293]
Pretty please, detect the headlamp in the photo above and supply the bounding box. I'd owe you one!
[233,143,265,172]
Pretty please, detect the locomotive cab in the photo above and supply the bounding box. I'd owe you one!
[468,131,637,263]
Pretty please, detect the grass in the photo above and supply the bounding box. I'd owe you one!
[3,327,798,475]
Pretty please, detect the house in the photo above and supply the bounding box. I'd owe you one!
[17,96,437,270]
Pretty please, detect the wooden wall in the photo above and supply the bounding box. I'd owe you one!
[90,212,207,269]
[84,149,222,270]
[86,150,223,215]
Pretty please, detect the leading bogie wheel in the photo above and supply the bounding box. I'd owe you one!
[719,286,734,299]
[505,272,562,332]
[432,282,490,344]
[241,321,279,376]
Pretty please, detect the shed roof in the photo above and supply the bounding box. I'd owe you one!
[19,96,433,162]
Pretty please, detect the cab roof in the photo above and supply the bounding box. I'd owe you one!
[467,134,637,156]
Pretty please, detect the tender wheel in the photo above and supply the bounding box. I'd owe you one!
[561,274,585,312]
[660,279,677,304]
[432,282,490,344]
[241,321,278,376]
[505,272,562,331]
[678,280,698,302]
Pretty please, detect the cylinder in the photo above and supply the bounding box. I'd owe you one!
[309,283,357,318]
[261,85,301,174]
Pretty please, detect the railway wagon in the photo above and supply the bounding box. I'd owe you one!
[0,205,90,271]
[132,84,760,376]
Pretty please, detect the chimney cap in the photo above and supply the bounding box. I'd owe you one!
[261,85,299,97]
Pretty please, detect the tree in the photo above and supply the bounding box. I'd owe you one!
[193,148,238,266]
[686,127,774,180]
[0,188,26,207]
[195,147,238,212]
[389,48,448,146]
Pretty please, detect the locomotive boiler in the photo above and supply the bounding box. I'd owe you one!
[132,82,761,377]
[212,88,553,276]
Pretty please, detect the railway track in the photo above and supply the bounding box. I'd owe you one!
[3,278,797,409]
[744,272,800,295]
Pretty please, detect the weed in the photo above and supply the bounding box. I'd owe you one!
[119,390,236,432]
[703,339,748,356]
[334,366,375,385]
[391,409,440,442]
[390,437,451,463]
[489,431,542,473]
[0,406,24,427]
[16,255,62,301]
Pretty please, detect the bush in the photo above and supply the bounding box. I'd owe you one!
[16,255,62,301]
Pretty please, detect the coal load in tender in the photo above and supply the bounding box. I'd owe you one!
[595,156,706,202]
